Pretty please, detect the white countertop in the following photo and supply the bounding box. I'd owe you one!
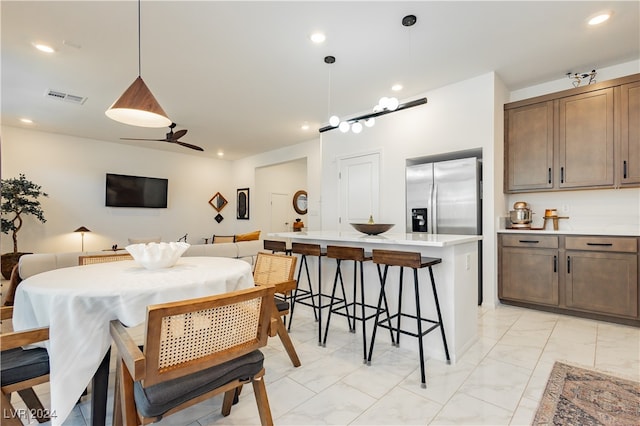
[268,231,482,247]
[497,228,639,237]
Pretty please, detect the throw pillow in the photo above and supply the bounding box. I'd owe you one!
[128,236,162,244]
[235,230,261,242]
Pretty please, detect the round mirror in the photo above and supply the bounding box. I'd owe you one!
[293,190,307,215]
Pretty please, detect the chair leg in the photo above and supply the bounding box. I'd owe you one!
[112,361,123,426]
[274,310,301,367]
[252,377,274,426]
[221,388,236,416]
[119,361,139,425]
[1,391,24,426]
[17,388,49,422]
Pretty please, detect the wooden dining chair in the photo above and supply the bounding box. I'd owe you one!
[78,253,132,265]
[1,306,51,425]
[253,252,301,367]
[110,284,276,426]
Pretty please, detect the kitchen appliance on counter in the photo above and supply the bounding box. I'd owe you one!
[406,155,483,303]
[509,201,533,229]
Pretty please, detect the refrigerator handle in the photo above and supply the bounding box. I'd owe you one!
[428,183,434,233]
[432,184,438,234]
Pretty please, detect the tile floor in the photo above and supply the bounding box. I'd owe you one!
[10,302,640,426]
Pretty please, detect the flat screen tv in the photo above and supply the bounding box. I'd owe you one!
[105,173,168,208]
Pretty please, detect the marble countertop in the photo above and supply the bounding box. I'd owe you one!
[497,228,639,237]
[268,231,482,247]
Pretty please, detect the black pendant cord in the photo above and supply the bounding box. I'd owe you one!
[137,0,141,77]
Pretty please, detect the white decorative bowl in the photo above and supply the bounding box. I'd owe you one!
[126,242,190,270]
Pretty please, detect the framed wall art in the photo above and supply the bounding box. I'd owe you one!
[208,192,228,212]
[236,188,250,220]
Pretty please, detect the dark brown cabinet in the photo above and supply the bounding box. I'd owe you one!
[499,235,558,305]
[498,233,639,326]
[620,81,640,186]
[504,74,640,193]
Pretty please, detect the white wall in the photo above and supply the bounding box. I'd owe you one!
[254,158,307,233]
[1,126,237,253]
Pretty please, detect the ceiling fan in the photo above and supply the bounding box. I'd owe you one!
[121,123,204,151]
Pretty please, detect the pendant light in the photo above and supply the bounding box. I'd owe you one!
[105,0,171,127]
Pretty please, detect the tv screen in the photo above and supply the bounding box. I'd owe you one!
[105,173,168,208]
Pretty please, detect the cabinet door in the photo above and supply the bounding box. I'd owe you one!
[500,247,558,305]
[505,101,554,192]
[565,251,638,318]
[620,81,640,186]
[558,88,614,188]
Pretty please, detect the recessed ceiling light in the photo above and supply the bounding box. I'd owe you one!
[392,84,403,92]
[310,32,326,44]
[588,12,611,26]
[301,123,310,131]
[217,150,224,157]
[20,118,34,124]
[32,43,55,53]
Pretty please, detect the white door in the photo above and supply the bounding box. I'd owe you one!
[270,193,290,232]
[338,153,380,231]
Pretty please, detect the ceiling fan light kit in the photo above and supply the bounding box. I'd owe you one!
[105,76,171,128]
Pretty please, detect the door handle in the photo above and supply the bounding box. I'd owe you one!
[548,168,552,184]
[432,184,438,234]
[567,256,571,274]
[623,160,628,179]
[560,167,565,183]
[553,255,557,273]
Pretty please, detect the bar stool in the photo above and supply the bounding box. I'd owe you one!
[367,249,450,388]
[323,245,384,363]
[289,242,328,345]
[263,239,291,255]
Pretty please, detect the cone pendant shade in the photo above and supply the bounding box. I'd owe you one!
[105,76,171,128]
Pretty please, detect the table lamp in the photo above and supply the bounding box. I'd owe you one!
[74,226,91,252]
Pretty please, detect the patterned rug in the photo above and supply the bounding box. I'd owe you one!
[533,361,640,425]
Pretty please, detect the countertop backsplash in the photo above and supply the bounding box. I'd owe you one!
[503,188,640,236]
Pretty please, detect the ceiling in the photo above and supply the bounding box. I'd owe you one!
[2,1,638,160]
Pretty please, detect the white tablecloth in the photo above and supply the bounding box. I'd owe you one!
[12,256,254,426]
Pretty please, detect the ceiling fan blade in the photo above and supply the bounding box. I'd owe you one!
[171,129,187,140]
[174,141,204,151]
[120,137,166,141]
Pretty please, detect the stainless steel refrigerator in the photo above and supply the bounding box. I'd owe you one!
[406,156,483,303]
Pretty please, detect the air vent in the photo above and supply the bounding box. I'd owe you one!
[45,89,87,105]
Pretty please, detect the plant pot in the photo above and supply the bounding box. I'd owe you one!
[1,252,30,279]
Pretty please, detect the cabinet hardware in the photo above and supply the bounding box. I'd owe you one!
[567,256,571,273]
[548,168,551,184]
[623,160,627,179]
[553,255,557,273]
[560,167,564,183]
[519,240,539,244]
[586,242,613,246]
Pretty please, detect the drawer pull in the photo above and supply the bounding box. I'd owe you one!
[518,240,539,244]
[586,243,613,247]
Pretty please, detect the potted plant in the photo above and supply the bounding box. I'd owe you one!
[1,174,48,279]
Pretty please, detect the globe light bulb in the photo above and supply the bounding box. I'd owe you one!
[364,118,375,127]
[373,104,383,113]
[387,97,399,111]
[329,115,340,127]
[339,121,350,132]
[352,122,363,133]
[378,97,389,110]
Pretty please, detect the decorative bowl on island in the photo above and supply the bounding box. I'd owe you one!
[126,242,190,269]
[350,223,395,235]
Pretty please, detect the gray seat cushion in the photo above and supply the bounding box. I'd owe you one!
[133,349,264,418]
[1,347,50,386]
[275,297,289,312]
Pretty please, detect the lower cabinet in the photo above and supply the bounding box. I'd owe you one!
[498,233,639,326]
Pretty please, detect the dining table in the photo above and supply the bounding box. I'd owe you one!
[12,256,255,426]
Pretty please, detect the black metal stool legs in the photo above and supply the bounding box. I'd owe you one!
[429,265,450,363]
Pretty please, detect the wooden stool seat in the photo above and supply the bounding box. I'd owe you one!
[263,239,291,255]
[367,249,450,388]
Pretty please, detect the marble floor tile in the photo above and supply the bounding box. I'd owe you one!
[429,392,513,425]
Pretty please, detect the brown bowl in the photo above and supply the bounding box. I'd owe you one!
[350,223,395,235]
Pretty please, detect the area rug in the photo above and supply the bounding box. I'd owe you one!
[533,361,640,425]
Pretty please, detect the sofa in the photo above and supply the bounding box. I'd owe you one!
[2,239,263,306]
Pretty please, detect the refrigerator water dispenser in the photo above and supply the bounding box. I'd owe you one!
[411,208,428,232]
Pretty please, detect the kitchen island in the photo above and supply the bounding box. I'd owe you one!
[268,231,482,363]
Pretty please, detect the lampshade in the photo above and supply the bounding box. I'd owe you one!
[105,76,171,128]
[74,226,91,233]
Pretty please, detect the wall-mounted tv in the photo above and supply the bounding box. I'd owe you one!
[105,173,168,208]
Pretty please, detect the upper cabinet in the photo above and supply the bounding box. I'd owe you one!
[504,74,640,193]
[620,81,640,186]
